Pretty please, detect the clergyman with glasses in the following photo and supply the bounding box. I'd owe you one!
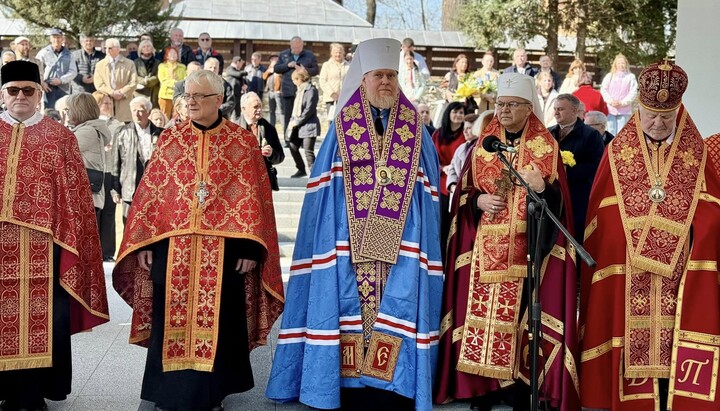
[435,72,580,410]
[0,60,110,411]
[112,69,284,411]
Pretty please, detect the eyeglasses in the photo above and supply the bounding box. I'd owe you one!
[3,86,40,96]
[181,93,219,102]
[495,101,531,110]
[199,38,211,42]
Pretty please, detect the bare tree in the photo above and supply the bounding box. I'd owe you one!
[367,0,377,25]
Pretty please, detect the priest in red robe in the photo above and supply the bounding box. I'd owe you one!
[579,61,720,411]
[436,72,580,411]
[0,61,110,411]
[112,69,284,411]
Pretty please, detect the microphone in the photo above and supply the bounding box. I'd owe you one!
[482,135,518,153]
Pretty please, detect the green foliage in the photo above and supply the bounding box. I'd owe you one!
[0,0,178,43]
[455,0,677,68]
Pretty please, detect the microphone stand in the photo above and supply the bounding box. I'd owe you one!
[494,150,595,411]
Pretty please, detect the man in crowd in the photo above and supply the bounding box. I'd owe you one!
[548,93,604,241]
[503,48,538,77]
[436,73,579,411]
[204,57,235,119]
[538,55,562,91]
[580,60,720,411]
[93,38,137,122]
[267,37,443,411]
[416,102,436,135]
[113,69,283,411]
[173,61,201,102]
[275,36,319,134]
[0,60,109,411]
[72,33,105,94]
[263,55,282,127]
[238,91,285,167]
[168,28,193,65]
[584,110,614,145]
[224,56,246,121]
[110,96,162,222]
[244,51,265,99]
[193,32,224,69]
[399,37,431,79]
[12,36,44,87]
[36,28,77,108]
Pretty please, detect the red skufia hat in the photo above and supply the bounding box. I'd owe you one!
[638,60,688,112]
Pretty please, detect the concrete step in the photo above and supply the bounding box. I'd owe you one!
[271,188,307,203]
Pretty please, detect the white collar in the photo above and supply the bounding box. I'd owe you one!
[1,110,43,127]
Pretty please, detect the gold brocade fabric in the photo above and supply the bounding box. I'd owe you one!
[0,223,53,371]
[607,109,705,377]
[113,119,284,370]
[353,261,391,343]
[457,115,560,379]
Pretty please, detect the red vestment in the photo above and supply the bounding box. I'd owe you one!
[0,115,109,371]
[112,119,284,372]
[436,113,580,410]
[572,85,608,115]
[433,127,465,196]
[579,108,720,410]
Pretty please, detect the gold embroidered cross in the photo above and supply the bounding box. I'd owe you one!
[395,124,415,143]
[355,190,372,210]
[345,122,367,141]
[352,165,374,186]
[494,169,513,199]
[380,189,402,211]
[389,166,407,187]
[391,143,411,163]
[349,142,371,161]
[398,104,416,125]
[343,103,362,122]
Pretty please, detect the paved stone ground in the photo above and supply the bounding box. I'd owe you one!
[38,261,516,411]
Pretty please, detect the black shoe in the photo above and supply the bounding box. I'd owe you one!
[290,170,307,178]
[103,257,115,262]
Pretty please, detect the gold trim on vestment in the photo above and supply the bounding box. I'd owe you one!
[584,217,597,241]
[362,331,402,382]
[599,196,619,208]
[1,123,23,218]
[591,264,625,284]
[454,251,472,270]
[439,311,453,339]
[686,260,717,272]
[609,111,704,279]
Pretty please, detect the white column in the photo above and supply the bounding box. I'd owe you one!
[676,0,720,137]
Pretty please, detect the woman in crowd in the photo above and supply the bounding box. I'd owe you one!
[559,59,585,94]
[432,101,466,260]
[286,67,320,178]
[149,108,168,128]
[318,42,349,124]
[166,96,188,128]
[93,91,124,136]
[475,51,499,110]
[446,110,494,205]
[134,39,160,108]
[398,50,426,103]
[536,71,559,127]
[600,53,638,135]
[66,92,112,222]
[442,53,478,114]
[158,47,186,119]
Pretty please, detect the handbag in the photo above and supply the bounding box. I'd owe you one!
[86,129,105,193]
[87,168,104,193]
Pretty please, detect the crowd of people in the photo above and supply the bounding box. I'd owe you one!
[0,27,718,411]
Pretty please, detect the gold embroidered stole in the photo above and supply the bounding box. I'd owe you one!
[457,116,559,379]
[335,87,422,264]
[608,110,705,378]
[0,223,53,371]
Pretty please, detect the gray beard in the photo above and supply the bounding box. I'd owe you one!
[366,93,396,109]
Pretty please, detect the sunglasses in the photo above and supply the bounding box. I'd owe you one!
[3,86,39,96]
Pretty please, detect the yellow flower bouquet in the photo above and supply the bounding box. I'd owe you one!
[454,71,498,100]
[561,150,576,167]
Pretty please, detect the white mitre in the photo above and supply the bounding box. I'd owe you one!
[336,38,401,110]
[496,72,544,121]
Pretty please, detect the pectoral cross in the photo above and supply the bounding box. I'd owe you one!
[196,181,209,205]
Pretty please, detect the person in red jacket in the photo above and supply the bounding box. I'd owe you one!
[432,100,465,261]
[573,72,608,115]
